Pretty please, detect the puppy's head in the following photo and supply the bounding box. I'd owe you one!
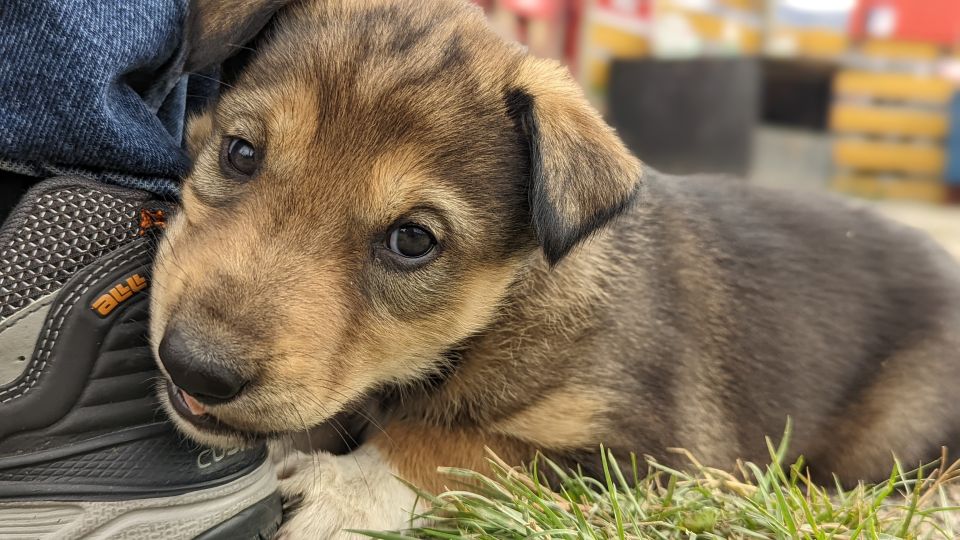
[153,0,641,447]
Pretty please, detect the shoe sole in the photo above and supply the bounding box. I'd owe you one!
[0,460,280,539]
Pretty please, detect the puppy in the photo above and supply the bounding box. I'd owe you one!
[151,0,960,536]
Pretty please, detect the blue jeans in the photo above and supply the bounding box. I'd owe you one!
[0,0,206,199]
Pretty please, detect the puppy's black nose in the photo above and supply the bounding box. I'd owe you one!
[158,326,247,404]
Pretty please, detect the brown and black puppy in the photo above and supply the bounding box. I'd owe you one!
[152,0,960,536]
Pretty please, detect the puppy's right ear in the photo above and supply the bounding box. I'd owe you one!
[184,0,293,73]
[507,58,643,265]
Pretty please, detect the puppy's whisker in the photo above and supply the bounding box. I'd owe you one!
[290,404,320,496]
[291,396,372,504]
[183,71,235,90]
[286,379,394,446]
[316,403,374,498]
[223,42,258,53]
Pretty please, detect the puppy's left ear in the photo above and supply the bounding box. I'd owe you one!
[184,0,293,73]
[508,59,643,265]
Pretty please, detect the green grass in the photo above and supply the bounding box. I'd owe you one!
[357,423,960,539]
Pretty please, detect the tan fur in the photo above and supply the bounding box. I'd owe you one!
[150,0,960,536]
[370,421,535,494]
[157,0,601,446]
[492,388,614,449]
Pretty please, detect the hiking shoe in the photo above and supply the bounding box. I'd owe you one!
[0,178,281,539]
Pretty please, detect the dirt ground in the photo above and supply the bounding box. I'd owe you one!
[873,201,960,261]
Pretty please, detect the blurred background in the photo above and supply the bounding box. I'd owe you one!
[474,0,960,256]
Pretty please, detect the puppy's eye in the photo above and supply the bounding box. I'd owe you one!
[387,225,436,259]
[221,137,260,178]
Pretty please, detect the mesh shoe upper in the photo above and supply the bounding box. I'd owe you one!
[0,177,267,501]
[0,185,142,322]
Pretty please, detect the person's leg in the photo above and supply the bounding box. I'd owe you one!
[0,0,189,200]
[0,2,281,538]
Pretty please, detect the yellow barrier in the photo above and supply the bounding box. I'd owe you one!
[589,25,650,58]
[860,40,941,61]
[656,7,762,53]
[773,27,848,57]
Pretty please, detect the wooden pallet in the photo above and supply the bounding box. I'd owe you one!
[833,139,946,175]
[830,104,948,139]
[831,48,953,202]
[834,71,953,104]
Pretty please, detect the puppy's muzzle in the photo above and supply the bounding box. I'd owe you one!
[158,325,248,405]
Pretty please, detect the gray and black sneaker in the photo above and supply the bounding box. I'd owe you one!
[0,178,281,539]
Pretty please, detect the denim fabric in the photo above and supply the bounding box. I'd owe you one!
[0,0,197,198]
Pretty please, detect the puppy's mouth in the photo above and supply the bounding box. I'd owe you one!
[162,380,381,454]
[164,381,260,439]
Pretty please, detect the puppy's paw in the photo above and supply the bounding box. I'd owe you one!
[274,445,418,539]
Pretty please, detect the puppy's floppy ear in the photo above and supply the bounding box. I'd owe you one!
[184,0,293,73]
[508,59,643,265]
